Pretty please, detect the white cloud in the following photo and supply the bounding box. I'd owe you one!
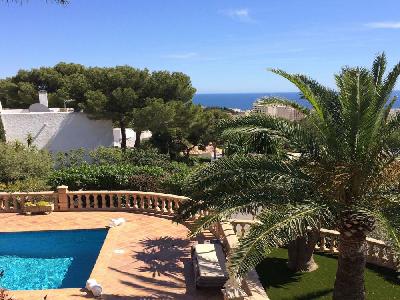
[223,8,254,23]
[164,52,198,59]
[365,22,400,29]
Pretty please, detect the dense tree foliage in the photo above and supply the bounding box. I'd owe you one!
[133,99,231,159]
[176,53,400,300]
[0,63,196,149]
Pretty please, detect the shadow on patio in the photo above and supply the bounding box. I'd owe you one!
[105,236,221,299]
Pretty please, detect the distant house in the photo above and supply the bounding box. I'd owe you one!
[252,99,304,121]
[0,91,114,152]
[112,128,152,148]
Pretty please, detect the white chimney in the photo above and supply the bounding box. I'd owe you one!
[38,90,48,107]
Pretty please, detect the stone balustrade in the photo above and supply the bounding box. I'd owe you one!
[0,191,57,212]
[64,190,187,214]
[228,219,399,271]
[317,228,399,270]
[230,219,258,238]
[0,186,188,216]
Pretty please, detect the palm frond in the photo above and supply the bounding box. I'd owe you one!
[269,69,325,121]
[184,154,307,200]
[228,202,333,278]
[380,61,400,108]
[371,206,400,255]
[372,52,387,87]
[219,114,317,155]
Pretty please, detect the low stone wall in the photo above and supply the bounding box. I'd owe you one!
[210,221,269,299]
[230,220,400,271]
[0,187,266,299]
[0,186,190,216]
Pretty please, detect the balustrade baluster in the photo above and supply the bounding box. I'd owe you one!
[101,193,106,208]
[13,197,18,210]
[240,224,246,237]
[319,234,326,251]
[124,194,129,208]
[161,198,167,213]
[93,194,98,209]
[174,200,180,210]
[140,195,145,210]
[386,248,394,268]
[117,194,122,209]
[77,194,82,209]
[232,223,238,235]
[5,196,10,211]
[154,195,161,212]
[168,198,174,214]
[329,237,336,253]
[377,246,385,265]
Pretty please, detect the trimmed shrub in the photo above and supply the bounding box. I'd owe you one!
[54,147,171,169]
[49,147,193,195]
[48,164,165,190]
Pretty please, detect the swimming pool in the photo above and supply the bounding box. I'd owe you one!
[0,229,108,290]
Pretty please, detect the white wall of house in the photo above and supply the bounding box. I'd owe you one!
[1,111,113,152]
[113,128,152,148]
[252,103,304,121]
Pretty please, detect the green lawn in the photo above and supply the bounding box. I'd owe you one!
[256,248,400,300]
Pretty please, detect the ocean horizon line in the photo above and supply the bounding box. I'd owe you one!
[193,91,400,110]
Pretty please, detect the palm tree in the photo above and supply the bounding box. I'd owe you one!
[176,53,400,299]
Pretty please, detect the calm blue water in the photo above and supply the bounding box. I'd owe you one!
[0,229,108,290]
[193,91,400,110]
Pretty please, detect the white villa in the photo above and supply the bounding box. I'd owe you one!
[0,91,114,152]
[252,100,305,121]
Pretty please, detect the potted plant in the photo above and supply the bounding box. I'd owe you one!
[22,199,54,215]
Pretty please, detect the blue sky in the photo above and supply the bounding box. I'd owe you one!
[0,0,400,93]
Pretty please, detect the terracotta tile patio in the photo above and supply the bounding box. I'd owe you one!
[1,212,223,300]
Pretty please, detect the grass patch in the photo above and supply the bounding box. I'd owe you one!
[256,248,400,300]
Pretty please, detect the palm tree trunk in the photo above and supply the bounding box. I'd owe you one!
[287,230,319,272]
[135,130,142,148]
[333,233,367,300]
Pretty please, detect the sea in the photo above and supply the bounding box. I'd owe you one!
[193,91,400,111]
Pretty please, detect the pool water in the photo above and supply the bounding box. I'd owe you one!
[0,229,108,290]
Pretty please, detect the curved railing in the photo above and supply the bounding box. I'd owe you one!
[65,190,187,214]
[230,219,399,271]
[0,186,189,216]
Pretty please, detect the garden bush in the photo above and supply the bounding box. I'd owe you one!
[54,147,171,169]
[128,174,161,192]
[2,177,50,192]
[161,163,192,195]
[0,142,52,184]
[48,164,165,190]
[50,146,194,194]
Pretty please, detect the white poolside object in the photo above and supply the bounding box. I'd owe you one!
[109,217,126,227]
[191,243,229,288]
[86,278,103,297]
